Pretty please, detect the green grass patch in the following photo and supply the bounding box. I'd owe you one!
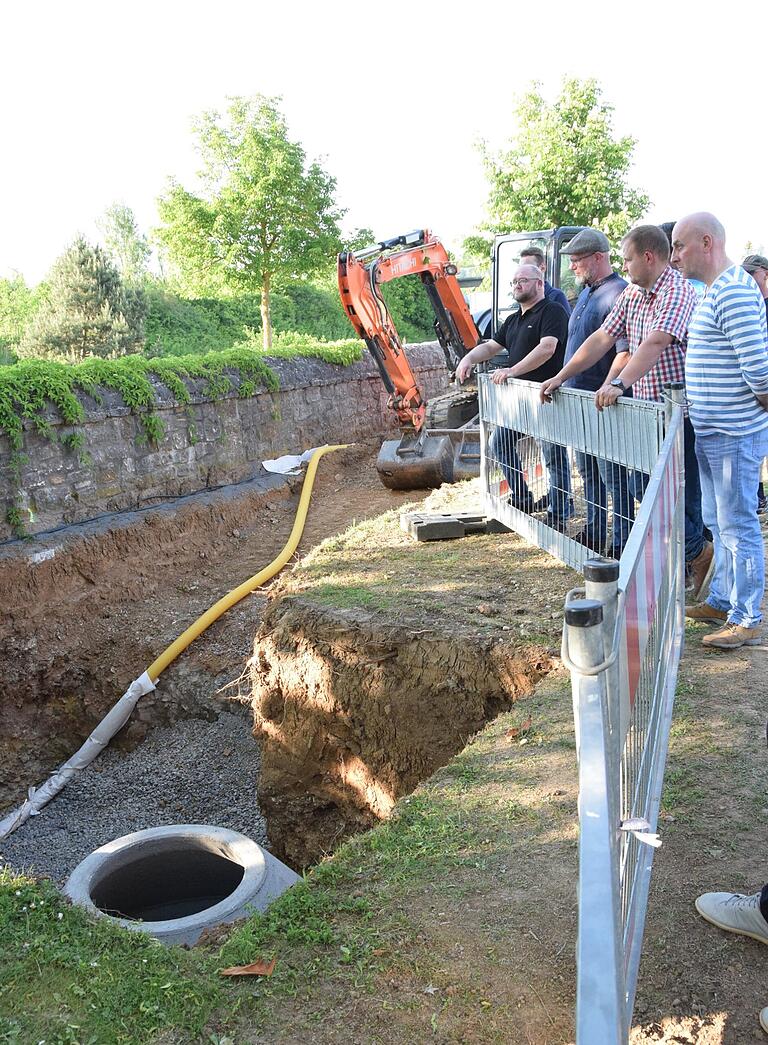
[660,764,705,813]
[0,868,222,1045]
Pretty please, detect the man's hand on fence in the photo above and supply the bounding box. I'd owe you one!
[540,375,562,402]
[490,368,514,385]
[595,383,623,412]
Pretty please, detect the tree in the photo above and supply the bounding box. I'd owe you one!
[18,238,146,362]
[97,203,151,285]
[0,276,44,357]
[156,95,344,351]
[465,79,649,255]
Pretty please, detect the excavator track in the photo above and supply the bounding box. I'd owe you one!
[424,384,479,430]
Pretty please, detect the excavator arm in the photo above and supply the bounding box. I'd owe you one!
[338,230,480,432]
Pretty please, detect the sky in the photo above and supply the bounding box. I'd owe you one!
[2,0,768,285]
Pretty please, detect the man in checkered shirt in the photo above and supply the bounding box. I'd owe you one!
[540,224,712,596]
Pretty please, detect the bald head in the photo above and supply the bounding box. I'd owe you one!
[515,263,543,281]
[675,212,726,245]
[671,212,730,285]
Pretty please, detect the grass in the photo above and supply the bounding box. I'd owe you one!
[275,489,575,642]
[0,868,222,1045]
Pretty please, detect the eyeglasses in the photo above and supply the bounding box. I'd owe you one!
[569,252,596,264]
[510,277,540,286]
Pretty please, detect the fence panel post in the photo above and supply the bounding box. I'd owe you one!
[566,598,625,1045]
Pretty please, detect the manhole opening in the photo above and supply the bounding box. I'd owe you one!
[91,842,245,921]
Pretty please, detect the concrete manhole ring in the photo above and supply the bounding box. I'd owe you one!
[64,823,299,945]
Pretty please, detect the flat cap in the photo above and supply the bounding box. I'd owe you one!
[742,254,768,273]
[561,228,611,255]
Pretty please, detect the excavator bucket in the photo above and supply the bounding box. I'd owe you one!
[375,425,482,490]
[376,432,454,490]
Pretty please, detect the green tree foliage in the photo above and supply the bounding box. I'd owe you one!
[97,203,151,285]
[466,78,650,254]
[0,277,44,361]
[156,95,344,351]
[144,283,357,357]
[18,238,147,362]
[380,276,437,343]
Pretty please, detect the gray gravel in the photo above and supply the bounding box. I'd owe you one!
[0,708,267,884]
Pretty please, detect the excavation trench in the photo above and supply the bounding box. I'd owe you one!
[249,597,554,869]
[0,447,575,884]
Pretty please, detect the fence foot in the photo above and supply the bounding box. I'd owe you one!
[399,511,511,542]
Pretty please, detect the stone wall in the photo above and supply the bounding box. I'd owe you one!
[0,343,450,541]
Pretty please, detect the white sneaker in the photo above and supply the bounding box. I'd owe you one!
[695,891,768,944]
[760,1006,768,1034]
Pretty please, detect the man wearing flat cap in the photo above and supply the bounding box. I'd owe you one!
[742,254,768,322]
[556,228,634,557]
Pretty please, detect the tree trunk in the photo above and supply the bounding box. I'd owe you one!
[261,273,272,352]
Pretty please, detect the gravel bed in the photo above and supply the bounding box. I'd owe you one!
[0,708,267,884]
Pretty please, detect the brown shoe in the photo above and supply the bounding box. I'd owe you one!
[688,541,714,601]
[685,602,728,624]
[702,623,762,649]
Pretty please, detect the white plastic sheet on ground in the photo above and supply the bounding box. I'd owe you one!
[262,448,321,475]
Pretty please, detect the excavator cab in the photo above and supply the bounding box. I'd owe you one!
[490,226,584,336]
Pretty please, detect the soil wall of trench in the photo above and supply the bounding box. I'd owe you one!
[249,597,556,870]
[0,469,297,811]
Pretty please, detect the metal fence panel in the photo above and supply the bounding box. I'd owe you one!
[480,376,665,572]
[478,376,685,1044]
[565,409,684,1044]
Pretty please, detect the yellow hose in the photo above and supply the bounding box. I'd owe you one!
[147,443,348,682]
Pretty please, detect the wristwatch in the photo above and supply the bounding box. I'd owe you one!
[609,378,626,393]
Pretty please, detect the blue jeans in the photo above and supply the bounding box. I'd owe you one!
[629,416,705,563]
[695,427,768,628]
[575,450,634,555]
[491,427,572,519]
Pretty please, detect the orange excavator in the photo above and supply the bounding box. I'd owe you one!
[338,230,482,489]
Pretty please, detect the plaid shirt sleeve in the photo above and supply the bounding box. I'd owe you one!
[651,278,696,344]
[602,288,629,341]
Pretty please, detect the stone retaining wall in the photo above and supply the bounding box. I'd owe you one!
[0,343,449,540]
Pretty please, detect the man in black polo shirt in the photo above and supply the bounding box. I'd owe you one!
[456,264,571,524]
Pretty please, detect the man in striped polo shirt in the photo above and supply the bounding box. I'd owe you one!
[540,225,712,595]
[672,213,768,648]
